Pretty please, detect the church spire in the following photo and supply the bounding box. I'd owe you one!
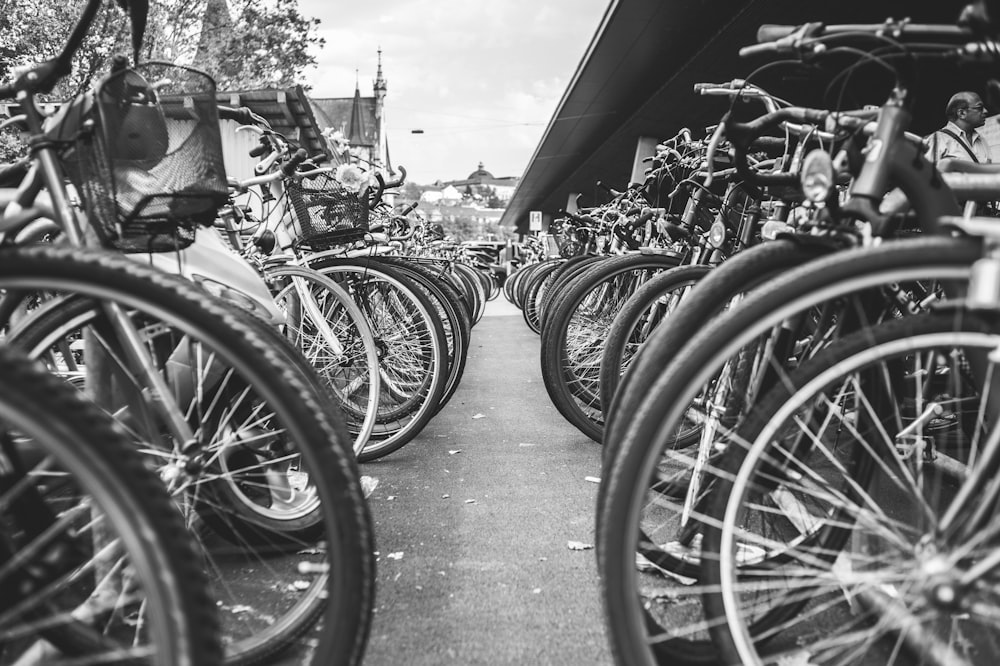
[346,81,367,146]
[374,48,387,99]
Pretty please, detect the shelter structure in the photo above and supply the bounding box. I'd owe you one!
[501,0,986,236]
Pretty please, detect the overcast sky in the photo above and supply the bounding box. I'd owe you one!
[295,0,612,184]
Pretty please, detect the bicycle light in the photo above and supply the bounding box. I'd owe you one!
[708,219,728,249]
[800,149,834,203]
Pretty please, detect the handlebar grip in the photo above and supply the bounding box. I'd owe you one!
[756,24,798,43]
[249,139,269,159]
[399,201,418,216]
[218,105,252,124]
[280,149,309,177]
[368,172,386,210]
[596,181,622,198]
[748,136,788,151]
[383,165,407,188]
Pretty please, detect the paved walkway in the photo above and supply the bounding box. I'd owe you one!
[359,294,611,665]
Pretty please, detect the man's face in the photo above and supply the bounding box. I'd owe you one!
[962,97,988,129]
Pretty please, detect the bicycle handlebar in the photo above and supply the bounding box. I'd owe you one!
[382,166,407,189]
[740,21,974,57]
[218,105,270,129]
[280,149,309,177]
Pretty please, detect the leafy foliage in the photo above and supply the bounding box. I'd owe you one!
[0,0,324,99]
[193,0,324,90]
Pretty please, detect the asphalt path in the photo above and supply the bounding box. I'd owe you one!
[357,295,612,665]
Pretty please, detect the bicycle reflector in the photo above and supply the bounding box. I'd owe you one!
[800,149,834,203]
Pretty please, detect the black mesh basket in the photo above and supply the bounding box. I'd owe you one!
[286,172,370,250]
[63,62,229,252]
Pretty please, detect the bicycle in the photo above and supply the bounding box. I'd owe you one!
[0,2,376,663]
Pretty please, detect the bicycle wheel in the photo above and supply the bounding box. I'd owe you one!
[522,258,564,333]
[541,253,681,442]
[598,236,978,666]
[598,263,712,423]
[266,264,381,456]
[603,239,833,457]
[707,311,1000,665]
[0,344,222,665]
[0,244,375,666]
[368,256,472,413]
[311,260,448,461]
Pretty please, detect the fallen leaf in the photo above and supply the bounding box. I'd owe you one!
[567,541,594,551]
[360,475,379,498]
[387,551,404,560]
[776,651,816,666]
[297,561,328,575]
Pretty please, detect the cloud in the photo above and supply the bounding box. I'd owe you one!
[297,0,610,182]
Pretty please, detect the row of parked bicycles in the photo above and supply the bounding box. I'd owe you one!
[509,2,1000,664]
[0,0,498,664]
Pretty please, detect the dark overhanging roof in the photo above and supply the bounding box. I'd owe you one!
[501,0,980,235]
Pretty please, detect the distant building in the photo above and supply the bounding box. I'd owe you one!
[309,50,389,170]
[446,162,518,203]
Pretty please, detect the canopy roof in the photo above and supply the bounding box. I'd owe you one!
[501,0,982,234]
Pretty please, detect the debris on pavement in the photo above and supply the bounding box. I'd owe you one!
[448,449,462,455]
[584,476,600,484]
[471,413,486,419]
[567,541,594,551]
[387,552,404,560]
[360,475,379,497]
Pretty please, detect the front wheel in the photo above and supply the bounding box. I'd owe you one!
[706,311,1000,666]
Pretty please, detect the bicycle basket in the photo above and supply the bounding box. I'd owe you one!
[286,172,370,250]
[63,62,228,253]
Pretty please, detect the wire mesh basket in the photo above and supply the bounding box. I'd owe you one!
[286,172,370,250]
[62,62,229,252]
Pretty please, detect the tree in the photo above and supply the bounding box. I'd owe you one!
[186,0,324,90]
[0,0,324,99]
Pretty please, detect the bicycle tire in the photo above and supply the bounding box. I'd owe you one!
[598,263,712,423]
[366,256,472,410]
[540,253,681,442]
[0,244,376,666]
[310,260,449,462]
[266,263,381,457]
[602,239,835,461]
[707,311,1000,665]
[598,236,979,666]
[0,344,222,665]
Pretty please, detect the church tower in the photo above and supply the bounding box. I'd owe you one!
[373,48,388,170]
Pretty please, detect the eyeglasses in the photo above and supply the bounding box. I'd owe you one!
[964,104,987,112]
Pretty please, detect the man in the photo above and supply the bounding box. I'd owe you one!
[927,91,993,164]
[881,91,994,215]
